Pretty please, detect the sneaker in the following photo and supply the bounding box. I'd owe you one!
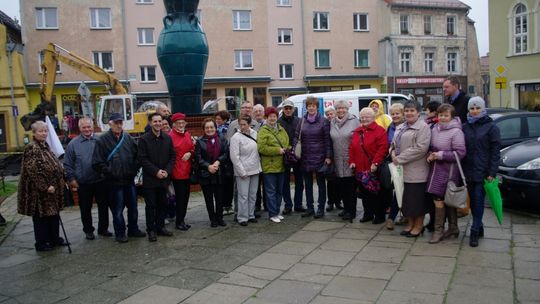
[239,222,248,226]
[223,207,234,215]
[314,210,324,219]
[248,219,258,223]
[176,223,191,231]
[301,210,315,218]
[128,230,146,238]
[85,232,95,240]
[35,242,54,251]
[98,231,113,237]
[269,216,281,223]
[385,219,395,230]
[277,215,284,220]
[148,231,157,242]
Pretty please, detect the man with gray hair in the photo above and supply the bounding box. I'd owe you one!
[64,117,112,240]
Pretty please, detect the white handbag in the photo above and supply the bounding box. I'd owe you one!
[444,151,467,209]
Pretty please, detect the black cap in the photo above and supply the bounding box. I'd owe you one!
[109,113,123,122]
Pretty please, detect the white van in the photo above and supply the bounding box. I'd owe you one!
[279,89,414,118]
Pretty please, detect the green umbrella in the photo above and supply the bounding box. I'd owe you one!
[484,178,503,225]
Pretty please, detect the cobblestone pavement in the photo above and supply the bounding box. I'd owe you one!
[0,187,539,304]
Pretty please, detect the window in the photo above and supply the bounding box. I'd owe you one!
[400,15,409,34]
[93,52,114,71]
[399,51,411,73]
[140,66,156,82]
[277,0,291,6]
[497,118,521,140]
[513,4,528,54]
[314,49,330,68]
[527,116,540,137]
[313,12,329,30]
[353,13,368,31]
[447,15,456,35]
[424,15,432,34]
[354,49,369,68]
[136,0,153,3]
[234,50,253,69]
[35,8,57,29]
[272,96,283,107]
[278,28,292,44]
[233,10,251,30]
[447,52,458,73]
[279,64,293,79]
[90,8,111,29]
[424,52,434,73]
[137,28,155,45]
[38,51,61,74]
[253,87,267,105]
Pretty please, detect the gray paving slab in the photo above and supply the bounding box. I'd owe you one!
[340,260,399,280]
[96,272,164,295]
[516,279,540,302]
[302,221,346,232]
[218,265,282,288]
[399,255,456,274]
[158,268,224,291]
[457,250,512,269]
[321,276,387,302]
[513,224,540,235]
[192,253,251,273]
[355,246,408,264]
[451,265,514,288]
[514,246,540,262]
[182,283,257,304]
[310,295,372,304]
[256,279,324,304]
[367,240,413,249]
[333,228,378,240]
[246,252,303,270]
[117,285,193,304]
[0,252,41,268]
[267,240,319,256]
[280,263,341,284]
[286,230,333,244]
[513,234,540,248]
[460,238,511,253]
[514,260,540,280]
[302,249,356,267]
[14,289,69,304]
[320,238,368,252]
[446,283,514,304]
[376,290,444,304]
[481,227,512,240]
[409,242,460,257]
[386,271,451,295]
[55,288,128,304]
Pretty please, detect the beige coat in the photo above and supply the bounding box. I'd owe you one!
[391,119,431,183]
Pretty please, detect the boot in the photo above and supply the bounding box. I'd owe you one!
[429,207,446,244]
[469,230,479,247]
[443,207,460,239]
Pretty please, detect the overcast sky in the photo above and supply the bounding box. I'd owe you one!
[0,0,489,56]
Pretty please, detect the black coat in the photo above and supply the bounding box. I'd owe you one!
[462,115,501,182]
[137,131,176,188]
[92,130,138,186]
[195,135,232,185]
[278,114,300,143]
[445,90,470,124]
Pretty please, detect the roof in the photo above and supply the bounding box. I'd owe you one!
[385,0,470,10]
[0,10,21,33]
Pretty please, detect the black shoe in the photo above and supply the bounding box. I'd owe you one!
[223,207,234,216]
[98,231,113,237]
[314,210,324,219]
[282,208,292,215]
[239,222,248,227]
[85,232,95,240]
[35,243,54,252]
[469,230,479,247]
[400,230,411,236]
[148,231,157,242]
[128,230,146,238]
[335,202,344,210]
[115,235,128,243]
[338,210,346,217]
[56,237,70,246]
[210,221,218,228]
[255,212,262,218]
[248,219,258,223]
[359,216,373,223]
[217,220,227,227]
[176,223,190,231]
[301,210,315,218]
[157,229,173,236]
[0,213,6,226]
[326,204,334,212]
[294,207,307,213]
[372,217,385,225]
[479,226,484,238]
[406,227,425,238]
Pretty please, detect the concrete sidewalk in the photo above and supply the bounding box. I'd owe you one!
[0,189,539,304]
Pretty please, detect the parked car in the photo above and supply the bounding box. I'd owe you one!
[486,107,525,114]
[489,111,540,148]
[497,137,540,211]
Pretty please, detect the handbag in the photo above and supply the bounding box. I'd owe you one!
[268,128,298,166]
[293,119,304,158]
[356,171,380,194]
[444,151,467,209]
[317,163,335,177]
[379,157,392,190]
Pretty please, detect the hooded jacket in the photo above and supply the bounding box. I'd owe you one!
[369,99,392,130]
[462,115,501,182]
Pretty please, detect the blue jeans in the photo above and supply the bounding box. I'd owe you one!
[468,181,485,232]
[109,184,140,236]
[303,171,326,212]
[283,164,304,209]
[263,173,285,218]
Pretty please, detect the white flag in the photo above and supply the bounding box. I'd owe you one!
[45,116,65,158]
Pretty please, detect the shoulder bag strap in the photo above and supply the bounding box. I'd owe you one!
[298,118,304,142]
[452,151,467,187]
[269,129,284,148]
[359,131,373,163]
[106,132,126,161]
[240,132,257,143]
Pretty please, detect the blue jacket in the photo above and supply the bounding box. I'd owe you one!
[92,130,138,186]
[462,115,501,182]
[64,134,104,184]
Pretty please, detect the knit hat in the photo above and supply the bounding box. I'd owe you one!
[171,112,186,122]
[265,106,279,117]
[468,96,486,110]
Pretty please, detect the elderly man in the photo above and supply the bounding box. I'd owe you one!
[92,113,145,243]
[443,76,470,123]
[64,117,112,240]
[226,101,259,140]
[145,104,171,133]
[253,104,266,129]
[138,113,176,242]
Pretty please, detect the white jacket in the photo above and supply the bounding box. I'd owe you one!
[229,129,262,177]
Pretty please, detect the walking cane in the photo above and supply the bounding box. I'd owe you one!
[58,213,72,254]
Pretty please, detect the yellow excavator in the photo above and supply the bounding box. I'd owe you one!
[21,43,148,133]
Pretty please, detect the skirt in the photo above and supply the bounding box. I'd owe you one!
[401,182,428,217]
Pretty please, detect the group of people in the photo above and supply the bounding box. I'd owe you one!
[17,76,500,251]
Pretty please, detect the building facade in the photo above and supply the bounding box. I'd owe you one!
[489,0,540,110]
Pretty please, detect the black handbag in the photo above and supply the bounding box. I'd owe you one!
[379,157,392,190]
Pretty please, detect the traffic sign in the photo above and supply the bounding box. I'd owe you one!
[495,65,508,76]
[495,77,507,89]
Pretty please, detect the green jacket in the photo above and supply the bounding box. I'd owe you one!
[257,124,289,173]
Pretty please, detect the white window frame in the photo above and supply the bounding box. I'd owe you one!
[278,28,293,44]
[424,15,432,34]
[137,28,155,45]
[140,66,157,83]
[279,64,294,79]
[277,0,291,7]
[400,15,410,34]
[38,51,61,74]
[35,7,58,29]
[93,51,114,72]
[232,10,251,30]
[234,50,253,70]
[313,12,329,31]
[447,51,458,73]
[353,13,369,31]
[314,49,331,68]
[424,52,434,73]
[90,8,112,29]
[354,49,369,68]
[513,3,528,54]
[136,0,154,3]
[399,51,411,73]
[447,15,456,35]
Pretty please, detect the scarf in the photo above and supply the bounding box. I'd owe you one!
[204,133,220,162]
[467,110,487,124]
[334,113,349,129]
[307,113,317,123]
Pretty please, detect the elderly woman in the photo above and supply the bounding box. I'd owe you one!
[390,100,431,237]
[329,100,359,221]
[462,97,501,247]
[426,104,466,243]
[258,107,289,223]
[349,107,388,224]
[324,106,341,212]
[385,103,405,230]
[215,110,231,136]
[230,116,262,226]
[18,120,67,251]
[195,118,232,227]
[293,97,332,219]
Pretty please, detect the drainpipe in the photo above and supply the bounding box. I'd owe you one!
[120,0,129,93]
[6,42,20,148]
[300,0,308,93]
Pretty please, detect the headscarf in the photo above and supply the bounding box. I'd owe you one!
[369,99,391,130]
[204,133,220,162]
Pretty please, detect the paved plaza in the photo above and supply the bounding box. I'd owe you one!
[0,186,539,304]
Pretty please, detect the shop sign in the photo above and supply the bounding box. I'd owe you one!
[396,77,446,85]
